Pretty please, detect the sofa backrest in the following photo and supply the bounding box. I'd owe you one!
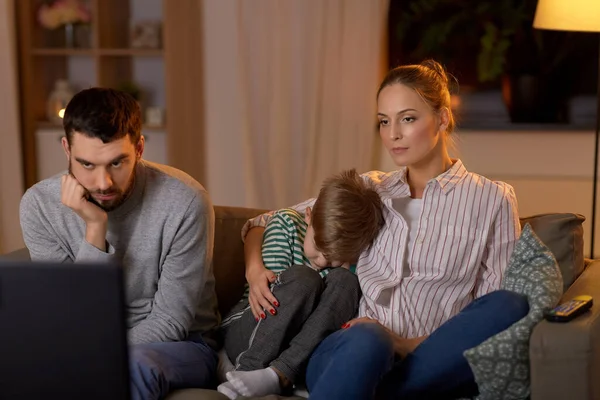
[519,213,585,292]
[213,206,268,317]
[1,208,586,318]
[212,210,585,314]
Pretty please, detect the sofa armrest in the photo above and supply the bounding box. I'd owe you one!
[530,261,600,400]
[0,247,31,261]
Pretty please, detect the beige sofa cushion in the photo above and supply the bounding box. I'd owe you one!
[519,213,585,291]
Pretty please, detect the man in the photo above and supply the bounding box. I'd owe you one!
[19,88,219,399]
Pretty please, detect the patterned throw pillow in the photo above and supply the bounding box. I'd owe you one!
[463,223,563,400]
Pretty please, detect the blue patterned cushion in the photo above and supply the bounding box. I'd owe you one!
[463,223,563,400]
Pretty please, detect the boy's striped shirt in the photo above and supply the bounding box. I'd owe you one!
[221,208,328,327]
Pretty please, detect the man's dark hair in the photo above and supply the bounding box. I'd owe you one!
[63,87,142,145]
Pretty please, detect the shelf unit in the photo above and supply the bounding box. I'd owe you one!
[16,0,205,188]
[14,0,181,187]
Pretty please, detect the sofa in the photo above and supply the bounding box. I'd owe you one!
[2,206,600,400]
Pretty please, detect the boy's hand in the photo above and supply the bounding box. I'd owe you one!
[246,265,278,320]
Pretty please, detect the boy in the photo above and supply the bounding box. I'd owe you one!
[217,169,385,398]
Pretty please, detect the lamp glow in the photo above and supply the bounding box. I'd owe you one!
[534,0,600,33]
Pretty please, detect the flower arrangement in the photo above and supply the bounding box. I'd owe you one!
[38,0,91,30]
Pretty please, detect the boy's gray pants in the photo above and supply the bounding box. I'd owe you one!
[223,264,361,383]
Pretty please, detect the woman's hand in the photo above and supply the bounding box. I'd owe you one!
[342,317,428,358]
[342,317,380,329]
[246,264,278,320]
[244,227,279,319]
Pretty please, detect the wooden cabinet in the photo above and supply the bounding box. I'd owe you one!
[15,0,172,187]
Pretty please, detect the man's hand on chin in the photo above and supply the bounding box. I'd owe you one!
[61,174,108,252]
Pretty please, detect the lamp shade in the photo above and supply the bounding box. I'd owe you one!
[534,0,600,32]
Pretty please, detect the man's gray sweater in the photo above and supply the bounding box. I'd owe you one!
[19,160,219,346]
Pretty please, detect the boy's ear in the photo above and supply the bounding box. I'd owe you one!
[305,207,312,224]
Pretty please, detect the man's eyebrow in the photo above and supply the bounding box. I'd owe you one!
[109,154,129,164]
[74,154,129,166]
[75,157,93,165]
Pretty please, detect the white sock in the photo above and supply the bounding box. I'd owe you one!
[217,381,241,400]
[226,368,282,397]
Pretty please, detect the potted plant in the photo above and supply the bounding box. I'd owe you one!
[392,0,577,123]
[117,81,145,117]
[489,1,575,123]
[117,81,143,103]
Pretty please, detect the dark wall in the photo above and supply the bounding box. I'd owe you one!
[387,0,598,95]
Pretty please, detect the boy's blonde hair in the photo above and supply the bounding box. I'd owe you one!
[311,169,385,263]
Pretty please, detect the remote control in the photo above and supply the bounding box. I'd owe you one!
[544,295,593,323]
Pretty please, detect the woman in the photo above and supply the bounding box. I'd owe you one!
[242,60,529,399]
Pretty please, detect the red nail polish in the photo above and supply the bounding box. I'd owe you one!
[341,323,349,329]
[261,313,266,319]
[270,309,276,315]
[274,301,280,307]
[255,317,259,322]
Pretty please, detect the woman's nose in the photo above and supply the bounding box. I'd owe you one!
[390,125,401,141]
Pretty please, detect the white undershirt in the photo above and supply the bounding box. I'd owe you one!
[392,197,423,278]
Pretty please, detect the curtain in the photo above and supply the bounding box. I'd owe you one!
[0,0,25,253]
[202,0,389,209]
[237,0,390,208]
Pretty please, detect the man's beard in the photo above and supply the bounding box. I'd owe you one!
[68,162,137,212]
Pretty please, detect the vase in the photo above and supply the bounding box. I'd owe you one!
[64,23,74,48]
[47,80,74,124]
